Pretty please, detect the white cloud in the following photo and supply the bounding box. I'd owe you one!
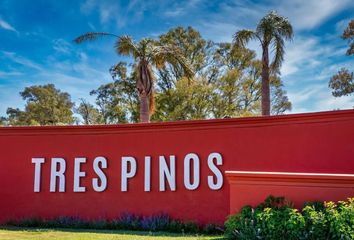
[80,0,150,28]
[199,22,237,43]
[288,84,354,113]
[52,39,72,54]
[0,49,112,116]
[277,0,353,30]
[164,8,184,17]
[0,17,17,33]
[335,17,352,35]
[1,51,43,71]
[281,37,321,76]
[80,0,96,14]
[0,70,22,77]
[316,94,354,111]
[163,0,202,17]
[88,22,96,31]
[193,0,354,44]
[281,33,350,79]
[287,86,320,106]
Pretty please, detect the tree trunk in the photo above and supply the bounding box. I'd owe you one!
[139,93,150,123]
[137,61,152,123]
[261,44,270,116]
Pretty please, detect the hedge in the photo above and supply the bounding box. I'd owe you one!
[4,213,223,235]
[224,195,354,240]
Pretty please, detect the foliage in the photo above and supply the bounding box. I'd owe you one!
[329,68,354,97]
[75,99,103,124]
[157,26,214,83]
[1,25,293,125]
[4,84,74,126]
[342,19,354,56]
[5,213,223,235]
[233,11,293,115]
[155,28,291,121]
[75,32,193,122]
[89,62,139,124]
[153,77,214,121]
[0,117,6,126]
[83,26,291,123]
[329,19,354,97]
[224,196,354,240]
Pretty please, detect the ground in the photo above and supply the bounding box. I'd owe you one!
[0,228,224,240]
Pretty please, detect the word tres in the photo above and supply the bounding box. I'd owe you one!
[31,152,223,193]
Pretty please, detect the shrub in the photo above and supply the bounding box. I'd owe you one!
[324,199,354,239]
[302,203,328,239]
[4,213,222,235]
[257,206,305,240]
[114,212,141,230]
[224,206,261,239]
[225,196,354,240]
[203,222,224,235]
[140,213,170,231]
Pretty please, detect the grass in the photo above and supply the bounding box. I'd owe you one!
[0,227,224,240]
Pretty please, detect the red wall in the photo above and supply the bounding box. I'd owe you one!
[0,110,354,224]
[226,171,354,214]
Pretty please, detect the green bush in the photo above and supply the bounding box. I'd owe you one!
[4,213,223,235]
[225,196,354,239]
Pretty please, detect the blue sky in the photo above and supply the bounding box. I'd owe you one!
[0,0,353,116]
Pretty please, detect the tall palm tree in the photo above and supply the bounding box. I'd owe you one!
[74,33,193,123]
[233,11,293,116]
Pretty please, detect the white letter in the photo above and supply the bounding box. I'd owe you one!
[159,155,176,191]
[73,158,86,192]
[50,158,66,192]
[92,156,107,192]
[184,153,200,190]
[121,156,137,192]
[144,156,151,192]
[32,158,45,192]
[207,152,223,190]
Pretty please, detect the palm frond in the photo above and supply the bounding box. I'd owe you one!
[74,32,119,44]
[270,34,285,72]
[275,18,293,40]
[255,11,293,71]
[256,11,293,42]
[115,35,140,58]
[233,30,257,48]
[151,44,194,78]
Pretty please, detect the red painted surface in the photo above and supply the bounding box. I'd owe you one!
[226,171,354,214]
[0,110,354,224]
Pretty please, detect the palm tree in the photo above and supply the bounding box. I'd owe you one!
[233,11,293,116]
[74,33,193,123]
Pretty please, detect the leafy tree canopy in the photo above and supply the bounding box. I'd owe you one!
[88,26,291,123]
[2,26,292,125]
[5,84,74,126]
[329,19,354,97]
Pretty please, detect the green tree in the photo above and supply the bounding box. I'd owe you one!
[153,46,291,121]
[74,33,193,122]
[5,84,74,125]
[152,77,214,121]
[75,98,103,124]
[329,19,354,97]
[329,68,354,97]
[80,27,292,123]
[233,11,293,115]
[154,26,216,120]
[157,26,214,83]
[343,19,354,56]
[89,61,139,124]
[0,117,6,126]
[212,60,291,118]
